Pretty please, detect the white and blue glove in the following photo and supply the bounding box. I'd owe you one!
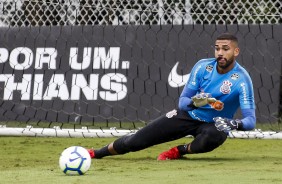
[213,117,243,133]
[191,93,216,107]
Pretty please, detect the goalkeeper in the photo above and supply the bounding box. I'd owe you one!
[88,33,256,160]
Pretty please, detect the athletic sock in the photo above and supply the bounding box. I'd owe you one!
[94,145,111,158]
[177,144,189,155]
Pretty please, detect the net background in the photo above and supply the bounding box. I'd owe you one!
[0,0,281,26]
[0,0,281,132]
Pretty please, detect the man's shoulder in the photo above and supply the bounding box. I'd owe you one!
[197,58,216,64]
[235,62,250,75]
[234,62,253,82]
[195,58,216,67]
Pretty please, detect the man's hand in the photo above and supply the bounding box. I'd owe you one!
[213,117,242,133]
[191,93,216,107]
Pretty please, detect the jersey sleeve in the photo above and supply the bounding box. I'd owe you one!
[186,61,204,90]
[241,108,256,130]
[178,87,197,111]
[178,60,205,111]
[238,73,256,110]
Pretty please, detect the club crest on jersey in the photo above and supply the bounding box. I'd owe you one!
[220,80,232,94]
[166,109,177,118]
[231,73,239,80]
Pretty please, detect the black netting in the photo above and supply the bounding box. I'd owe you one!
[0,1,281,135]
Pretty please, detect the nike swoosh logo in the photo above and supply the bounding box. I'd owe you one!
[168,62,190,88]
[69,157,80,162]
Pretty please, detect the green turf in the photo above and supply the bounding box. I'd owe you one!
[1,137,282,184]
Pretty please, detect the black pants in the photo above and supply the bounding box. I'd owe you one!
[113,109,227,154]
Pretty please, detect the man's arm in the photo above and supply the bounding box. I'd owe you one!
[179,87,217,110]
[238,72,256,130]
[178,88,197,111]
[179,60,217,111]
[240,108,256,130]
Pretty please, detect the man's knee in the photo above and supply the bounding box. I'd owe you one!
[113,134,148,154]
[207,127,227,144]
[191,128,227,153]
[123,135,149,152]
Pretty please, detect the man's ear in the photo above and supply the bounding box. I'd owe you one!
[234,47,240,57]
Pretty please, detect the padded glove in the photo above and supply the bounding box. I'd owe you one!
[213,117,243,133]
[191,93,216,107]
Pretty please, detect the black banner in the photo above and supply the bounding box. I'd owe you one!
[0,25,281,124]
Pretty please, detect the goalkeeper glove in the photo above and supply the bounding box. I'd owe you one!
[191,93,216,107]
[213,117,243,133]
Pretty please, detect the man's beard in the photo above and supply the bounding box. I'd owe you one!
[216,56,234,69]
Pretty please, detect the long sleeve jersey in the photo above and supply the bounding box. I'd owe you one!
[179,58,256,130]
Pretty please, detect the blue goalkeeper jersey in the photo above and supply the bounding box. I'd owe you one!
[183,58,255,123]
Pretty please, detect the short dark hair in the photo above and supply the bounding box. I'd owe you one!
[216,33,238,44]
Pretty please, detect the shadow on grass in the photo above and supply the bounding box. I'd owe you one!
[99,156,243,162]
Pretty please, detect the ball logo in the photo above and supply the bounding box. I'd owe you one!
[220,80,232,94]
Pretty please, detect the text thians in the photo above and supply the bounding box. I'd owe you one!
[0,47,130,101]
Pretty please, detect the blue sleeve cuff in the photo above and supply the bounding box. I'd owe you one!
[240,109,256,130]
[178,88,197,111]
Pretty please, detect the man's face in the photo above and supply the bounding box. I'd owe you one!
[214,40,239,70]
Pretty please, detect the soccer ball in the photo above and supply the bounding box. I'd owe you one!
[59,146,91,175]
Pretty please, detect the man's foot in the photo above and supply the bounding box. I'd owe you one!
[87,148,95,158]
[157,147,181,160]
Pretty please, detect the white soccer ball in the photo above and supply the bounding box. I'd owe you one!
[59,146,91,175]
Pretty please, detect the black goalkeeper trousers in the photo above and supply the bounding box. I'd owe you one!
[113,109,227,154]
